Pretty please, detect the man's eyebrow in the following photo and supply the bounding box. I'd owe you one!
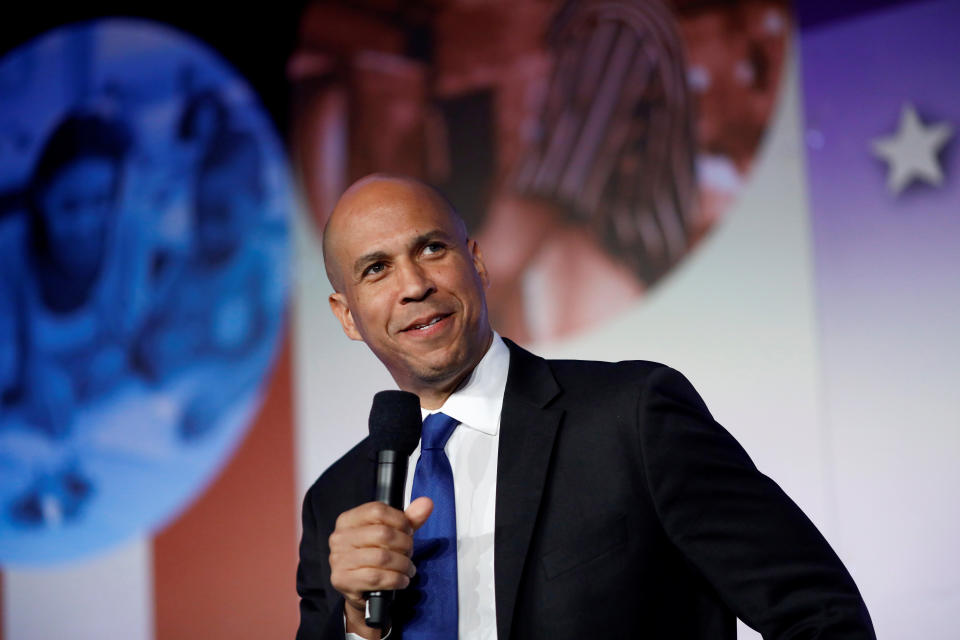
[412,230,454,246]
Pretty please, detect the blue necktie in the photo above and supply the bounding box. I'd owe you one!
[404,412,459,639]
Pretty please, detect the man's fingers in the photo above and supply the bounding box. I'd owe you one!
[335,501,413,534]
[345,567,412,591]
[335,547,417,577]
[406,496,433,530]
[329,522,414,554]
[328,499,431,608]
[331,565,412,603]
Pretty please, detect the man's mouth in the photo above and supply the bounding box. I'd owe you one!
[402,313,452,332]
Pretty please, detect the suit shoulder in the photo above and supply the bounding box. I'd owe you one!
[547,357,669,388]
[547,358,709,412]
[304,437,371,508]
[504,338,696,392]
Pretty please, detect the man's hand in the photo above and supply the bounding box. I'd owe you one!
[329,497,433,638]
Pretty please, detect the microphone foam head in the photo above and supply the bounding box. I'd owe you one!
[368,390,422,454]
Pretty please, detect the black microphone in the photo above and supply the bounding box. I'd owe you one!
[365,390,422,628]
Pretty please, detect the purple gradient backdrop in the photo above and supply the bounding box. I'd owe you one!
[799,0,960,406]
[799,0,960,405]
[798,0,960,634]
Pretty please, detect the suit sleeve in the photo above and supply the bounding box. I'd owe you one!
[296,483,348,640]
[637,366,876,639]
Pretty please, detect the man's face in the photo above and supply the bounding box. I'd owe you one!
[326,179,492,401]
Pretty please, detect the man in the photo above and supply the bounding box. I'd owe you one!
[296,174,875,639]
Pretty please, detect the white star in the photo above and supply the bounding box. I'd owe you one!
[872,103,954,195]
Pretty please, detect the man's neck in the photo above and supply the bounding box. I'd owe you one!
[417,379,466,410]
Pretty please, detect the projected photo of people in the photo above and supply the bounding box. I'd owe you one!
[1,110,142,530]
[0,19,291,566]
[289,0,787,343]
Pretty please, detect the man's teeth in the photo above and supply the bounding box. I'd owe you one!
[414,317,443,330]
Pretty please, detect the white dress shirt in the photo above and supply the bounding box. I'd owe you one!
[346,333,509,640]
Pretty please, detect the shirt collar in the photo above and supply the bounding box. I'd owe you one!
[420,332,509,436]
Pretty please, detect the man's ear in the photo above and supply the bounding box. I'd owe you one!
[329,292,363,341]
[468,238,491,289]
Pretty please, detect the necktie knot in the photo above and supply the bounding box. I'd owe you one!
[421,412,459,450]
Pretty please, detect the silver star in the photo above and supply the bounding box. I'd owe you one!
[872,103,954,195]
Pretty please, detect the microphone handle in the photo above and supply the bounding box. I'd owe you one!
[365,450,408,628]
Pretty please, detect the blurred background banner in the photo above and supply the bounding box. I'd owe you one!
[1,1,958,639]
[0,14,298,640]
[288,0,790,343]
[0,17,291,566]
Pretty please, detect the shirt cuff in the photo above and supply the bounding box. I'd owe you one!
[343,613,392,639]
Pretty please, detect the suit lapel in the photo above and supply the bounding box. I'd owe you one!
[494,339,563,640]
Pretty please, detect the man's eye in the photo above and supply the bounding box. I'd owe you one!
[363,262,386,277]
[423,242,446,255]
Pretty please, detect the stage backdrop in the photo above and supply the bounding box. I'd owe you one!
[1,1,957,639]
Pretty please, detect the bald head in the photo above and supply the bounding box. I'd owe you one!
[323,174,467,292]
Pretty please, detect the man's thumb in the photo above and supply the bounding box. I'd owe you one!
[406,496,433,530]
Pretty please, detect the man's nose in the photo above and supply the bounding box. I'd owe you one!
[398,261,436,303]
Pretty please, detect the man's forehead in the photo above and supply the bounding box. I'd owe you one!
[331,180,461,243]
[323,175,465,288]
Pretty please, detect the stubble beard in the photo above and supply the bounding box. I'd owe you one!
[405,325,491,396]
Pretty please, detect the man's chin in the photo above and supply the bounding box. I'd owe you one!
[412,362,465,386]
[386,332,488,395]
[404,355,473,392]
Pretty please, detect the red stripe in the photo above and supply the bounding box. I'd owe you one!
[153,336,298,639]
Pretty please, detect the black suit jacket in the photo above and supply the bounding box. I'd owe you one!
[296,339,875,639]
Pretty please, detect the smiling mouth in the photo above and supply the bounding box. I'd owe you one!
[403,313,452,332]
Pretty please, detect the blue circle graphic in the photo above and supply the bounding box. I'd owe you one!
[0,19,291,566]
